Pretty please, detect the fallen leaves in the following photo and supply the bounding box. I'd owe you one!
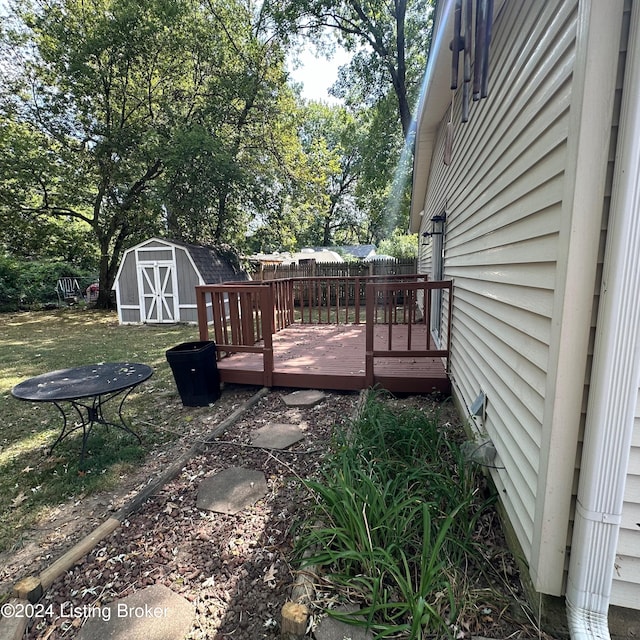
[11,491,28,507]
[263,562,277,587]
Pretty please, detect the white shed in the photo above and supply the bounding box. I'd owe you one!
[113,237,248,324]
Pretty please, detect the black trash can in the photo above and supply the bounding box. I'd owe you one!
[166,341,220,406]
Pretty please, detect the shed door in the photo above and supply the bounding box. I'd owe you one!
[138,262,178,323]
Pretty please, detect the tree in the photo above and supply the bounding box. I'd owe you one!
[0,0,198,305]
[271,0,433,248]
[377,227,417,259]
[162,0,302,249]
[0,0,297,307]
[245,101,367,252]
[276,0,434,138]
[295,102,365,246]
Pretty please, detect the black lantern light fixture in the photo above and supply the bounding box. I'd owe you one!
[422,212,447,244]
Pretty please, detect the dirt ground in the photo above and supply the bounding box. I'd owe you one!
[0,385,545,639]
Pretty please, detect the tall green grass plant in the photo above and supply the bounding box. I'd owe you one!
[296,390,495,638]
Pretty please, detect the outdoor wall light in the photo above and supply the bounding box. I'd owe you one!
[423,212,446,245]
[421,230,443,245]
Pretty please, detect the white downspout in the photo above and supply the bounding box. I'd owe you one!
[566,3,640,638]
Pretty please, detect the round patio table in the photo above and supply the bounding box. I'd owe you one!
[12,362,153,467]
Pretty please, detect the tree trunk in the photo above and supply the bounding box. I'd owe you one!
[96,250,114,309]
[95,232,124,309]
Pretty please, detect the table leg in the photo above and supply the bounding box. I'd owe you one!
[48,401,75,452]
[48,385,143,468]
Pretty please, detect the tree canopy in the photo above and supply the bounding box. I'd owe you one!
[0,0,433,307]
[0,0,299,306]
[275,0,434,138]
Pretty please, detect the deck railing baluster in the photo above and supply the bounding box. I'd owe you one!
[407,288,413,351]
[213,292,225,348]
[387,290,393,351]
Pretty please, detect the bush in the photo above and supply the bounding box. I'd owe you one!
[0,256,96,311]
[377,228,418,259]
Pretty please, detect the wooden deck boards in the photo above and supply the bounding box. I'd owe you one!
[216,324,450,394]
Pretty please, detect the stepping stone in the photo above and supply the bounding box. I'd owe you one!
[313,606,375,640]
[77,584,194,640]
[196,467,267,515]
[251,423,305,449]
[282,389,326,407]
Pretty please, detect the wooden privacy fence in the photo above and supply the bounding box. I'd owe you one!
[195,275,452,388]
[254,258,418,281]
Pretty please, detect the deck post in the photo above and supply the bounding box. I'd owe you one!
[261,285,274,387]
[196,286,209,341]
[365,283,375,387]
[446,281,453,373]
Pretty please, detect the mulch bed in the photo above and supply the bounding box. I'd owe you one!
[5,387,542,639]
[26,389,357,639]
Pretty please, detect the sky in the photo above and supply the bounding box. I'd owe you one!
[287,45,352,104]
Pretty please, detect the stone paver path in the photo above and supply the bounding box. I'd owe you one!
[282,389,326,407]
[76,584,194,640]
[196,467,267,515]
[70,389,336,640]
[250,423,305,449]
[312,606,375,640]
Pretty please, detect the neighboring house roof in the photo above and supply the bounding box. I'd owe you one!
[364,253,396,262]
[247,252,288,264]
[313,245,377,260]
[290,249,344,263]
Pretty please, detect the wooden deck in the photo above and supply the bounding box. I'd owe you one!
[196,276,452,395]
[215,323,450,394]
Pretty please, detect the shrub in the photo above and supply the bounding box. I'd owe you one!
[0,256,96,310]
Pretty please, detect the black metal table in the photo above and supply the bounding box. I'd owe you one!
[12,362,153,466]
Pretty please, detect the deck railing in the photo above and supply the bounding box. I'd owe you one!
[364,280,453,386]
[195,275,452,386]
[288,274,432,325]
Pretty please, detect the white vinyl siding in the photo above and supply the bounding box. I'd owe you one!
[419,0,576,563]
[611,389,640,609]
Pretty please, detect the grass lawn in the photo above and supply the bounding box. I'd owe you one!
[0,308,202,552]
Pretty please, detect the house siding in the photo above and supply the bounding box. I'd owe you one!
[610,388,640,608]
[419,0,576,563]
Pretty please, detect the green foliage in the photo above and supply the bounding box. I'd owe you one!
[1,0,434,283]
[0,256,95,311]
[0,0,298,306]
[275,0,434,138]
[378,228,418,259]
[295,390,493,638]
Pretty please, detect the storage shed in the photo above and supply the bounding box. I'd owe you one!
[113,237,249,324]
